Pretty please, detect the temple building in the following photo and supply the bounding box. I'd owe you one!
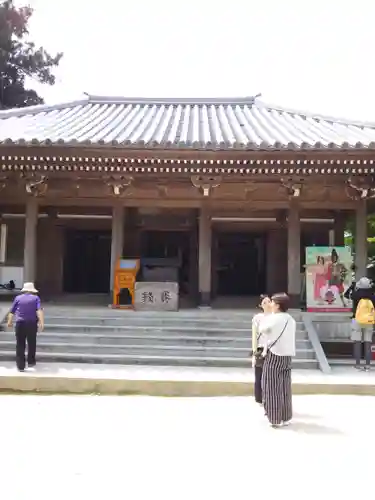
[0,94,374,307]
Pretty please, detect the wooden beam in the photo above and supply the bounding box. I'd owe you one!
[1,144,375,163]
[0,195,358,211]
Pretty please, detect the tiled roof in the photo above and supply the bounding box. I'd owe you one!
[0,94,375,151]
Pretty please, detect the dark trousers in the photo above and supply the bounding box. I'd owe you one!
[15,321,37,370]
[254,365,263,403]
[353,341,372,366]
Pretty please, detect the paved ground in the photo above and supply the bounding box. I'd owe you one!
[0,394,372,499]
[0,362,362,382]
[0,362,375,395]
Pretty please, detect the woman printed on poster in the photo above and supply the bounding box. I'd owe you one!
[312,256,327,303]
[325,248,348,307]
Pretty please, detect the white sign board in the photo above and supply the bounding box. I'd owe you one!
[134,282,179,311]
[0,266,24,289]
[0,224,7,263]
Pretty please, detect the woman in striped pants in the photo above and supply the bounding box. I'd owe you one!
[259,293,296,427]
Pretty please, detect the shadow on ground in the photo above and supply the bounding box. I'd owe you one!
[284,420,344,435]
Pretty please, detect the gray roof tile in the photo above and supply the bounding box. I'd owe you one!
[0,94,375,150]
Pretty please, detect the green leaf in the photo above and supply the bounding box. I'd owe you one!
[0,0,62,108]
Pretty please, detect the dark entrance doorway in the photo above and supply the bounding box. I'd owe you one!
[63,229,111,293]
[214,231,266,296]
[140,231,191,295]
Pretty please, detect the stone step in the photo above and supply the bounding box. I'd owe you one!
[0,350,318,369]
[43,315,305,328]
[40,323,309,338]
[0,308,316,368]
[44,303,260,317]
[0,331,311,348]
[43,306,303,316]
[328,359,356,366]
[0,340,316,359]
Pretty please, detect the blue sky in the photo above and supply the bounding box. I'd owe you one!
[22,0,375,121]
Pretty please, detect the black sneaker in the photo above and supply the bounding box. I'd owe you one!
[364,366,371,372]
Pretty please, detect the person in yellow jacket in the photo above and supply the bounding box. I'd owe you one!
[348,277,375,371]
[251,294,272,404]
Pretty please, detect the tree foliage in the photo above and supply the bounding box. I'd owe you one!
[345,214,375,268]
[0,0,62,108]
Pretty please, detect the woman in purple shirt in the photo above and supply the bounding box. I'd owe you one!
[7,282,44,372]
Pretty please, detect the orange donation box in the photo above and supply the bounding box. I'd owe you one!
[112,259,140,309]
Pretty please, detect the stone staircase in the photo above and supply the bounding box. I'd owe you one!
[0,307,319,369]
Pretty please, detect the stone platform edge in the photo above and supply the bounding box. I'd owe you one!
[0,365,374,396]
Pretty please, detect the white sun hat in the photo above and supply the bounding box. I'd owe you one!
[356,277,372,290]
[21,282,38,293]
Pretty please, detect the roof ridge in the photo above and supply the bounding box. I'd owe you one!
[257,100,375,130]
[86,94,260,106]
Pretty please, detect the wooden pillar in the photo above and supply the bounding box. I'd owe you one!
[328,229,335,246]
[198,207,212,307]
[110,205,125,291]
[333,211,346,246]
[211,232,218,299]
[23,197,38,283]
[266,229,277,294]
[267,227,287,294]
[0,221,7,264]
[355,201,367,279]
[287,203,301,307]
[124,207,140,257]
[37,212,63,295]
[188,209,199,302]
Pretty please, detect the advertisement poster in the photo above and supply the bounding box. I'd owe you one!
[305,246,353,312]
